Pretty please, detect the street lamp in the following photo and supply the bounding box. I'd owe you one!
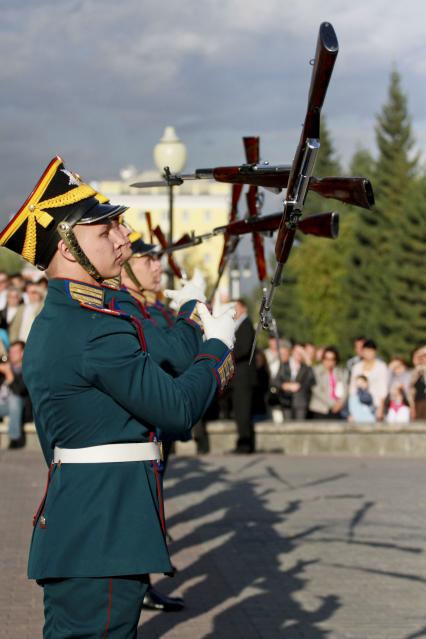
[229,256,251,299]
[153,126,187,288]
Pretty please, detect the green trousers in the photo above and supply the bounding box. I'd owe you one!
[41,575,150,638]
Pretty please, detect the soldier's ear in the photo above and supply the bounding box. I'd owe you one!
[57,239,78,264]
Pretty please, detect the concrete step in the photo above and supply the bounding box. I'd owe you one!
[3,420,426,457]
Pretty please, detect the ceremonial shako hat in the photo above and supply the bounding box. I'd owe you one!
[121,228,160,292]
[0,156,127,270]
[129,230,159,258]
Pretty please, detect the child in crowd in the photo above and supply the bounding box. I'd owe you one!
[385,385,410,424]
[348,375,376,423]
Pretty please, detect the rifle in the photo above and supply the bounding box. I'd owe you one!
[145,211,154,243]
[209,183,243,301]
[161,209,339,256]
[243,137,268,281]
[151,224,185,280]
[132,169,374,211]
[251,21,339,362]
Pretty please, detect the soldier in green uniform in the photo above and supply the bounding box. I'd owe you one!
[104,222,207,611]
[0,156,236,638]
[106,225,206,378]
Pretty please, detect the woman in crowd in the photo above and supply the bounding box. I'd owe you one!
[309,346,348,419]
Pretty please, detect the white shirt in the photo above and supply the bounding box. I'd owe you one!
[289,357,301,381]
[18,303,39,342]
[0,290,7,312]
[349,359,389,409]
[386,405,410,424]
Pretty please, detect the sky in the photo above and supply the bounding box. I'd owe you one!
[1,0,426,220]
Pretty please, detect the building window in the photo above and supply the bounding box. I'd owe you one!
[204,209,211,223]
[181,210,190,224]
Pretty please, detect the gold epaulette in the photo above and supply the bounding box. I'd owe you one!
[66,280,105,306]
[103,276,121,290]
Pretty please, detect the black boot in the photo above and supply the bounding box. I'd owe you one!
[8,436,25,449]
[143,586,184,612]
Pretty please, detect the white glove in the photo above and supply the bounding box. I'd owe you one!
[212,298,236,318]
[164,273,207,309]
[191,268,207,297]
[197,302,236,350]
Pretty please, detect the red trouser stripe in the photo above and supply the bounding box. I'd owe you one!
[102,578,113,638]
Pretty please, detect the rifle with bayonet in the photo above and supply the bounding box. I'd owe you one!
[132,169,374,211]
[162,209,339,257]
[249,22,342,362]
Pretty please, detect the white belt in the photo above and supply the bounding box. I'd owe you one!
[53,442,162,464]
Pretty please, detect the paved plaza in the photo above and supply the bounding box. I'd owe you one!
[1,450,426,638]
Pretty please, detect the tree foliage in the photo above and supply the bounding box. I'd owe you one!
[252,72,425,362]
[346,70,423,359]
[0,247,24,275]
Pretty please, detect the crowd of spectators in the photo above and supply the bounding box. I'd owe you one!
[193,306,425,454]
[0,268,46,448]
[0,270,424,452]
[258,336,426,425]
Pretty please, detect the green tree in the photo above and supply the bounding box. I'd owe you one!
[390,175,426,353]
[0,247,24,274]
[346,70,421,359]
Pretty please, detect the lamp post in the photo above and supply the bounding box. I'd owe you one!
[153,126,187,289]
[229,256,251,299]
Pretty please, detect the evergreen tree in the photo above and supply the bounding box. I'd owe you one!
[346,70,421,359]
[390,174,426,354]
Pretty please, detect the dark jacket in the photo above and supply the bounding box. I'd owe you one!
[272,361,315,410]
[232,316,258,389]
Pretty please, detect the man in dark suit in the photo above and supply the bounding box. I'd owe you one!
[231,299,258,453]
[271,343,315,420]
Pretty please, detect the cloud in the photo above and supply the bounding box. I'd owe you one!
[0,0,425,219]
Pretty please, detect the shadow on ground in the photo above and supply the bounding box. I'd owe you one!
[138,457,341,638]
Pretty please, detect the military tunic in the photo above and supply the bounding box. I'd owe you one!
[24,278,234,580]
[104,284,204,376]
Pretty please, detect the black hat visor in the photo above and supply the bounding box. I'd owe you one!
[131,238,160,257]
[63,197,128,227]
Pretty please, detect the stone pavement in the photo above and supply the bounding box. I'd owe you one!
[1,450,426,638]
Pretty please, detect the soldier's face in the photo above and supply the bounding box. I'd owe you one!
[74,223,122,278]
[130,255,162,292]
[108,220,132,264]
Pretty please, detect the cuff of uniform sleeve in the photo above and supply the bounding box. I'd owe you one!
[195,339,235,393]
[177,300,204,333]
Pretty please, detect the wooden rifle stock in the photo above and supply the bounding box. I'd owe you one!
[298,211,339,238]
[215,210,338,239]
[208,167,374,210]
[171,233,194,248]
[309,176,375,209]
[152,225,183,279]
[243,136,267,281]
[145,211,154,243]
